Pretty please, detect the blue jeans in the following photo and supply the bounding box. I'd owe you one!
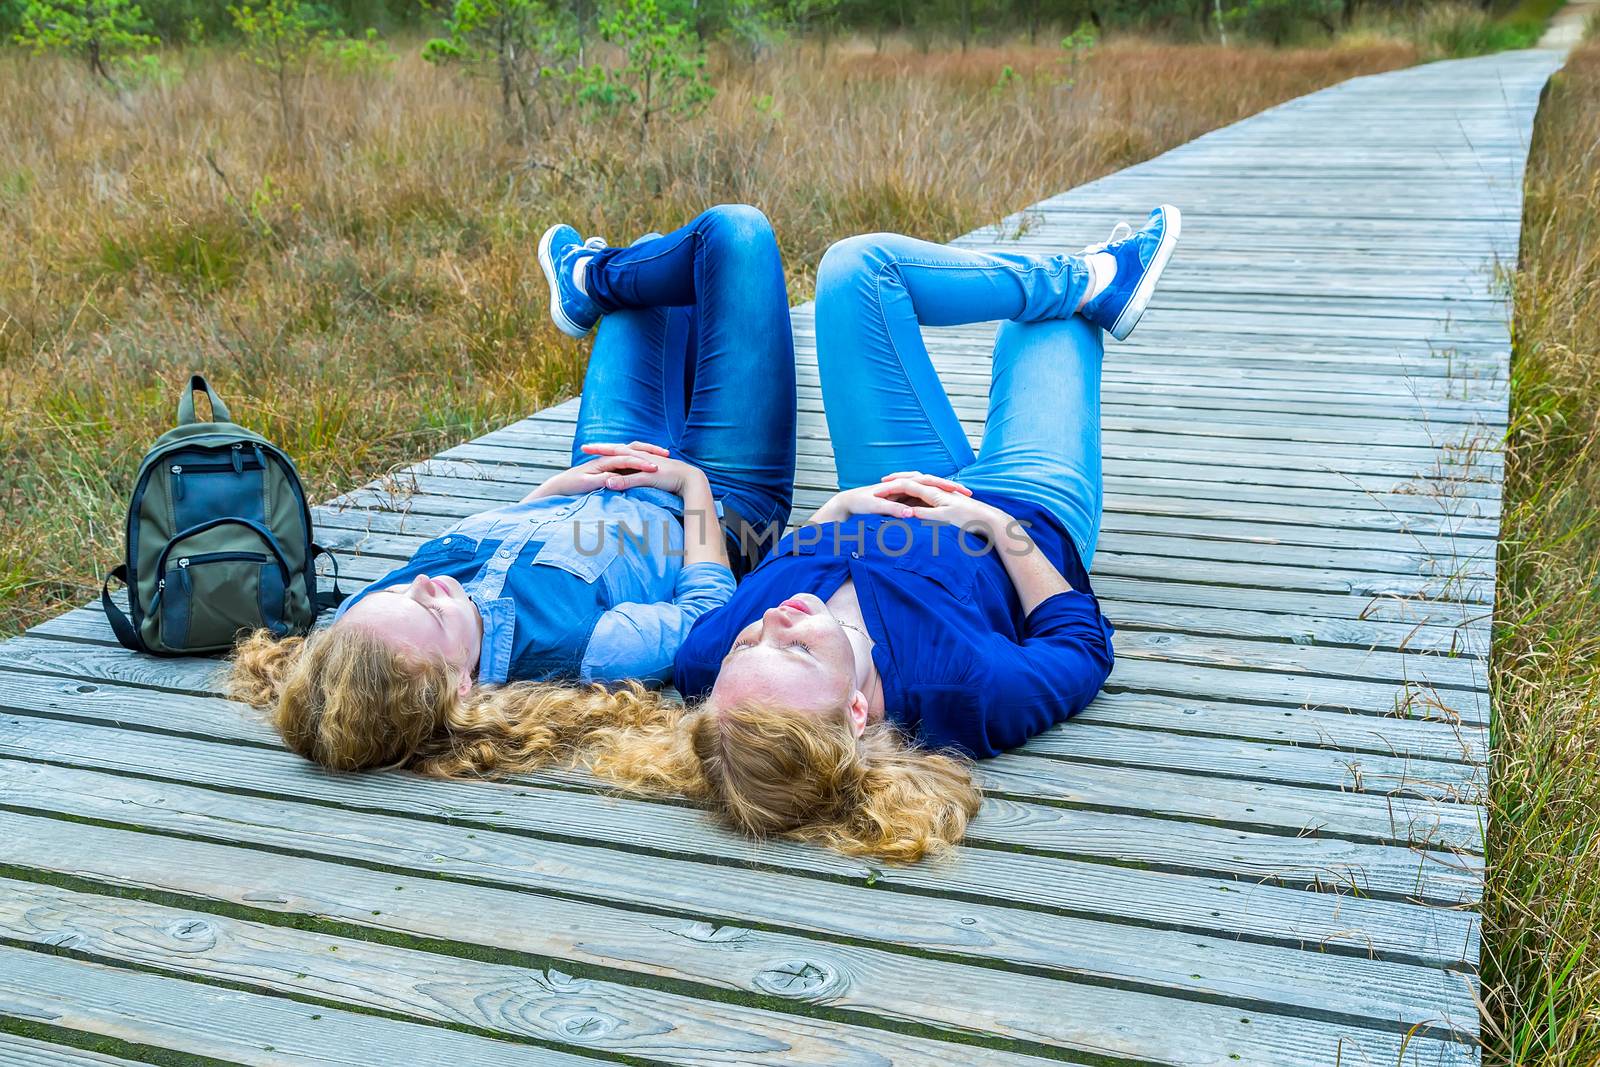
[574,205,797,573]
[814,234,1104,564]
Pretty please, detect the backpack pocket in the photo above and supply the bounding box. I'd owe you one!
[150,518,294,652]
[167,443,269,533]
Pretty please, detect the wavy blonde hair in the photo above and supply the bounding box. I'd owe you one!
[228,628,673,777]
[585,700,983,863]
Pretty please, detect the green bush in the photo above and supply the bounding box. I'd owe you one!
[423,0,581,140]
[229,0,328,138]
[320,25,395,74]
[1415,2,1546,58]
[575,0,713,142]
[12,0,158,81]
[1223,0,1340,46]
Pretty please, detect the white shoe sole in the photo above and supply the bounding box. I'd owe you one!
[538,224,591,339]
[1108,204,1182,342]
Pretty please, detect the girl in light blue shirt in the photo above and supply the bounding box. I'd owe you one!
[229,205,797,776]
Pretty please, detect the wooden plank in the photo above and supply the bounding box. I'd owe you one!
[20,607,1495,763]
[0,604,1497,739]
[459,430,1507,522]
[0,947,620,1067]
[0,816,1479,1058]
[433,442,1505,542]
[0,762,1483,1007]
[0,616,1492,732]
[0,877,1081,1067]
[0,865,1477,1065]
[0,724,1481,955]
[0,1035,146,1067]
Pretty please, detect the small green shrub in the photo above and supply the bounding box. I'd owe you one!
[1224,0,1340,46]
[12,0,157,82]
[113,49,183,87]
[423,0,580,141]
[575,0,713,143]
[229,0,327,139]
[320,27,395,76]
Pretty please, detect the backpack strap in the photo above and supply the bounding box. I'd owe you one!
[101,564,146,653]
[312,543,349,612]
[177,374,233,425]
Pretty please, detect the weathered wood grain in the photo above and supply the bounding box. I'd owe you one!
[0,1035,147,1067]
[0,877,1081,1067]
[0,720,1483,945]
[0,770,1482,1030]
[0,870,1476,1065]
[0,945,629,1067]
[0,676,1486,856]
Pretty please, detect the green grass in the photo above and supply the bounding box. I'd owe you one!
[1482,35,1600,1067]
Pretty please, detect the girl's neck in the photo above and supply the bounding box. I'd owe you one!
[827,580,885,720]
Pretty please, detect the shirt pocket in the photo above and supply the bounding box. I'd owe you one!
[413,532,480,564]
[892,540,979,604]
[534,517,620,584]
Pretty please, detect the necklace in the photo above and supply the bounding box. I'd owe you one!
[838,620,872,642]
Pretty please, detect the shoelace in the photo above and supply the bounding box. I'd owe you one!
[563,234,607,266]
[1083,220,1134,255]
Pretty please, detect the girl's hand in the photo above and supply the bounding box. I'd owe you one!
[579,441,706,496]
[581,440,671,459]
[811,473,976,524]
[877,471,974,500]
[523,442,701,500]
[904,488,1007,537]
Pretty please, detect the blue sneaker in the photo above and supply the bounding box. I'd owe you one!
[538,224,606,339]
[1079,204,1182,341]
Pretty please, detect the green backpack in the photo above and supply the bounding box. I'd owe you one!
[102,374,342,656]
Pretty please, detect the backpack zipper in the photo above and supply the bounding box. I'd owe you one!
[169,445,266,502]
[154,518,292,587]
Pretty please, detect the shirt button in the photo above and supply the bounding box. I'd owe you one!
[441,537,451,544]
[851,551,861,559]
[498,549,511,559]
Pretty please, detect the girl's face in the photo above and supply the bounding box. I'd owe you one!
[338,574,483,694]
[712,592,863,723]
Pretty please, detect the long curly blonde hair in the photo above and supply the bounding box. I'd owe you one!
[584,699,983,863]
[230,628,979,861]
[228,627,673,777]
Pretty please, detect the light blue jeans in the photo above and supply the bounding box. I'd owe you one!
[814,234,1104,564]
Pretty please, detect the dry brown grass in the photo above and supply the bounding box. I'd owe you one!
[0,35,1416,634]
[1483,36,1600,1067]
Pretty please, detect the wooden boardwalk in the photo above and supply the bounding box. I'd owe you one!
[0,47,1564,1067]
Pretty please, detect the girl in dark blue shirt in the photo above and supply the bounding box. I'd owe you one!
[591,206,1181,861]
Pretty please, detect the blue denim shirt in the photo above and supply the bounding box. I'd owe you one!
[675,492,1114,759]
[337,487,735,685]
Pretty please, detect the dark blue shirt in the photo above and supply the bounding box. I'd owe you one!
[674,492,1114,759]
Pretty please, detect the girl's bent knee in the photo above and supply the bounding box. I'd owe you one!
[702,203,774,243]
[817,234,894,292]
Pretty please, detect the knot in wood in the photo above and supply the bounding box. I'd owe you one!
[165,917,218,948]
[670,921,750,943]
[752,958,839,999]
[551,1007,622,1040]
